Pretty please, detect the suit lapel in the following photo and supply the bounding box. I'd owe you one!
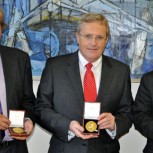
[66,53,114,106]
[66,52,84,106]
[0,46,17,110]
[97,55,113,102]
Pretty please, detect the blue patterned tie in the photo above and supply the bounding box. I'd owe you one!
[0,101,5,142]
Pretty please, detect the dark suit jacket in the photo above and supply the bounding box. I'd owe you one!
[133,71,153,153]
[0,45,35,153]
[35,51,133,153]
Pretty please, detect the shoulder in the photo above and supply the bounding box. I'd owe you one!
[138,71,153,93]
[103,55,129,69]
[47,52,77,65]
[141,70,153,82]
[0,45,29,59]
[143,70,153,78]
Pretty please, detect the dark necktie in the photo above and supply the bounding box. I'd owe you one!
[0,101,5,142]
[84,63,97,102]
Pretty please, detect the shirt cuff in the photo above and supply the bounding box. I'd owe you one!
[68,130,75,141]
[106,123,116,139]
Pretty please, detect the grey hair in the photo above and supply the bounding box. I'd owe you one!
[77,13,110,37]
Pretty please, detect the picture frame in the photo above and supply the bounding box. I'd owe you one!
[1,0,152,82]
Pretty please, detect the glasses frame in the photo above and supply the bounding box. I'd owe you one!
[78,32,107,42]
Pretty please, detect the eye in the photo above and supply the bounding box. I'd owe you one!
[97,36,104,40]
[84,34,93,39]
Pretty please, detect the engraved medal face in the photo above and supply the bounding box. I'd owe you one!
[12,127,24,134]
[85,121,97,132]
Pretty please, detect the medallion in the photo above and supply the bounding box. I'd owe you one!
[85,121,97,132]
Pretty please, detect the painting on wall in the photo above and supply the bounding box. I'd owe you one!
[0,0,153,81]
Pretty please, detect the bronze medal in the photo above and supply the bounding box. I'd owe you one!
[12,127,24,134]
[85,121,97,132]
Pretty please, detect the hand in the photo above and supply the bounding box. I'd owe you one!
[0,114,10,130]
[98,113,115,131]
[24,119,34,135]
[69,120,98,140]
[11,119,34,140]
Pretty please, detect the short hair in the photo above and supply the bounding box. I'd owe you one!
[77,13,110,37]
[0,8,6,30]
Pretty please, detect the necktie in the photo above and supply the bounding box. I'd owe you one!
[0,101,5,142]
[84,63,97,102]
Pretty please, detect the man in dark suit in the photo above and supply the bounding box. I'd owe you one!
[35,13,133,153]
[133,71,153,153]
[0,8,35,153]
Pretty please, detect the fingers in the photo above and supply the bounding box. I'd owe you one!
[11,136,28,140]
[98,113,115,131]
[74,129,98,139]
[69,120,84,137]
[24,120,34,135]
[0,114,11,130]
[10,120,34,140]
[79,133,98,140]
[69,120,98,140]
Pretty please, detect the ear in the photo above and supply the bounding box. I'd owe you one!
[105,36,109,44]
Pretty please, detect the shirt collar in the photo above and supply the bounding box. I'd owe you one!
[78,51,102,68]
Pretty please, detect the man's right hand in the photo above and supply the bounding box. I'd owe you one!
[0,114,11,130]
[69,120,98,140]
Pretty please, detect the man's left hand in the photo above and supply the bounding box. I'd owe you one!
[98,113,115,131]
[11,119,34,140]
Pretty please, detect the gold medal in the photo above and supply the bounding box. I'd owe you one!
[12,127,24,134]
[85,121,97,132]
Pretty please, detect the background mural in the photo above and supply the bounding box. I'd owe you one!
[0,0,153,81]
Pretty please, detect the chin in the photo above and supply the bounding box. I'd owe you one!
[87,57,98,63]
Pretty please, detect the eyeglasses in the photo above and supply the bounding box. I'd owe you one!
[78,32,106,42]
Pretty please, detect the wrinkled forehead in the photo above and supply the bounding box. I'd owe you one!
[80,21,107,30]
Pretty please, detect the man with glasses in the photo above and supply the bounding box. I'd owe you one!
[0,8,35,153]
[35,13,133,153]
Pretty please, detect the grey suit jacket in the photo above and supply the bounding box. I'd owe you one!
[0,45,35,153]
[35,51,133,153]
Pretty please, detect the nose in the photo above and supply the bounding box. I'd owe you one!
[90,37,97,45]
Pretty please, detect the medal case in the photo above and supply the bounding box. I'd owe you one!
[9,110,30,137]
[83,102,101,134]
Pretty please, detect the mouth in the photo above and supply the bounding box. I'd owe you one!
[87,48,98,51]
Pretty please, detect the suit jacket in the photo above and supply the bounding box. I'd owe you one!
[133,71,153,153]
[35,51,133,153]
[0,45,35,153]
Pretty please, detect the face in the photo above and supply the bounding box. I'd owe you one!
[76,22,108,63]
